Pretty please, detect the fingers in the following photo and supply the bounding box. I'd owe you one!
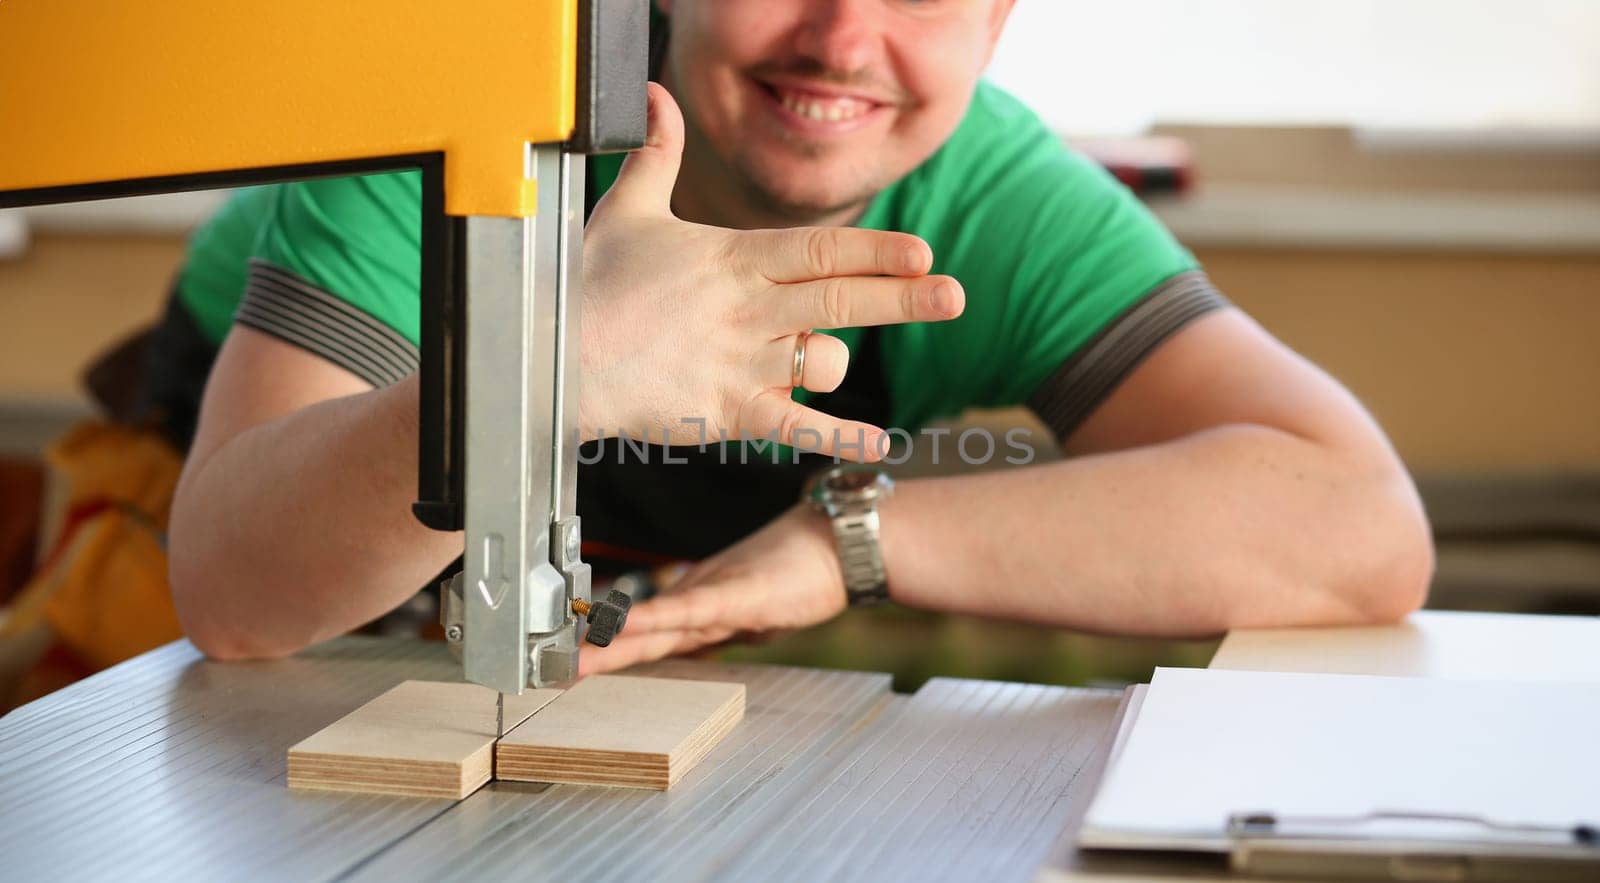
[623,583,757,636]
[579,581,760,675]
[778,274,964,332]
[739,392,885,462]
[743,227,933,283]
[754,332,850,393]
[578,627,735,676]
[591,82,684,217]
[652,561,692,591]
[579,629,689,675]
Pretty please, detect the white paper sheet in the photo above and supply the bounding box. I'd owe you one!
[1081,667,1600,850]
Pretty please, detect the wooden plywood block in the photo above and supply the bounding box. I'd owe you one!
[288,680,560,799]
[496,674,745,790]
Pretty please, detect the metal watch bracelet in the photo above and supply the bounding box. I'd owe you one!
[829,509,890,606]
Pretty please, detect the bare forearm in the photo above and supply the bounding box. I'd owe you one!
[169,377,461,658]
[879,424,1433,637]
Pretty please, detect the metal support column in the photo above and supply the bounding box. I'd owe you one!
[458,144,586,693]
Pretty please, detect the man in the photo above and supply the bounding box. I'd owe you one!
[161,0,1433,670]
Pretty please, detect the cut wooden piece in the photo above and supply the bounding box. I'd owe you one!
[288,680,560,799]
[496,674,745,790]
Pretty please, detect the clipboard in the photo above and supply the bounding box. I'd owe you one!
[1077,668,1600,881]
[1224,810,1598,880]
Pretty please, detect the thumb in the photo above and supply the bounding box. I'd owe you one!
[597,82,685,217]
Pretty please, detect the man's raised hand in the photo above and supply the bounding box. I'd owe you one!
[578,83,964,460]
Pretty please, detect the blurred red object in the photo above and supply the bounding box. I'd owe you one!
[1074,135,1194,197]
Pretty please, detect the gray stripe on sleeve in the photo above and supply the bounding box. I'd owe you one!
[235,259,419,388]
[1027,270,1230,441]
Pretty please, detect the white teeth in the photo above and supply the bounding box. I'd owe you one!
[777,89,869,123]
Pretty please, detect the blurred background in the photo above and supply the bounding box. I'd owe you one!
[2,0,1597,697]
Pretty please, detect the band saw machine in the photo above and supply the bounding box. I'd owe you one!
[0,0,650,711]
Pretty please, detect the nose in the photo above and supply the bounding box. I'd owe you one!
[792,0,883,75]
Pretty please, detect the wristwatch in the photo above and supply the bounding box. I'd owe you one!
[805,464,895,607]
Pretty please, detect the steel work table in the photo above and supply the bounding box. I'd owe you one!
[12,611,1583,882]
[0,637,1122,882]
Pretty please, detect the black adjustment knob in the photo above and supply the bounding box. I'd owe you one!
[577,589,632,647]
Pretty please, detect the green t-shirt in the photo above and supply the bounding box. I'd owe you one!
[178,81,1214,435]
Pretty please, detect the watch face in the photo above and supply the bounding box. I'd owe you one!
[827,468,882,493]
[817,465,893,506]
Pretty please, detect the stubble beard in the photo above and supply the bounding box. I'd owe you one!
[729,135,887,226]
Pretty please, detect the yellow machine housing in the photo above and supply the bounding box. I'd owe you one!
[0,0,578,217]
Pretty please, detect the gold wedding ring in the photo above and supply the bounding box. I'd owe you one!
[791,332,809,389]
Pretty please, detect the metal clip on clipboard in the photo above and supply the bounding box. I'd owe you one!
[1224,810,1600,882]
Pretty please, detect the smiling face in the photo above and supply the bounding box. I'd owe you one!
[659,0,1015,226]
